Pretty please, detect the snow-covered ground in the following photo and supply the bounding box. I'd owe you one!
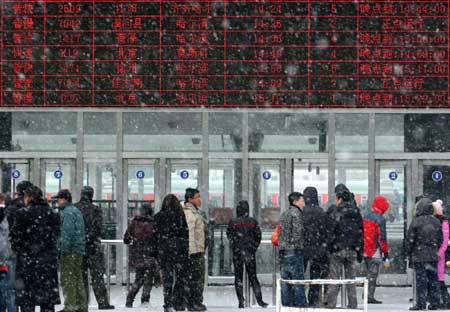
[54,285,448,312]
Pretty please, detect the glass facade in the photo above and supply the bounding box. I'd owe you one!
[2,109,448,284]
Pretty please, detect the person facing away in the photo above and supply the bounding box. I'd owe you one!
[75,186,114,310]
[324,184,364,309]
[278,192,308,308]
[407,198,442,311]
[154,194,189,312]
[181,188,208,312]
[363,195,390,304]
[12,186,60,312]
[302,186,330,307]
[226,200,268,308]
[56,189,87,312]
[124,202,158,308]
[432,199,450,309]
[0,193,15,312]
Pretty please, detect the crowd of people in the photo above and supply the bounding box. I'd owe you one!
[0,180,449,312]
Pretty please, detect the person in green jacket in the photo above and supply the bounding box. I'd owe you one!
[55,189,87,312]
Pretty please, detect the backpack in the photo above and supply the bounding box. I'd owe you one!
[0,218,11,265]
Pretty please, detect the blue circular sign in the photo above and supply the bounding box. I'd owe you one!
[389,171,398,181]
[136,170,145,179]
[54,169,63,179]
[11,170,21,180]
[180,170,189,180]
[432,171,443,182]
[262,171,272,180]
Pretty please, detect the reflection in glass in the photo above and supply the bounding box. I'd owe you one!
[336,162,368,208]
[169,163,199,202]
[12,112,77,151]
[252,163,280,229]
[248,113,328,152]
[124,113,202,152]
[336,114,368,152]
[84,113,117,151]
[1,161,30,195]
[43,161,73,199]
[294,162,329,206]
[209,113,243,152]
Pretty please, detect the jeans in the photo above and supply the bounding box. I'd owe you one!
[0,270,15,312]
[415,262,440,309]
[279,250,307,307]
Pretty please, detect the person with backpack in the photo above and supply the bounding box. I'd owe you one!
[124,202,159,308]
[226,200,267,308]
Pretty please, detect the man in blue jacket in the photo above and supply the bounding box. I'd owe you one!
[56,189,87,312]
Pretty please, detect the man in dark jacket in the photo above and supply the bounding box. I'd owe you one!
[124,203,158,307]
[278,192,308,307]
[407,198,442,310]
[226,200,267,308]
[303,187,330,307]
[12,185,60,312]
[325,184,364,309]
[75,186,114,310]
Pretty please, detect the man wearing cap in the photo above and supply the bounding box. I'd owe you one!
[56,189,88,312]
[75,186,114,310]
[278,192,308,308]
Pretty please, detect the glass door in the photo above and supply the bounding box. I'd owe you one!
[126,160,158,221]
[41,159,75,199]
[421,160,450,213]
[208,159,241,277]
[167,160,201,202]
[0,159,32,195]
[293,159,329,206]
[375,160,409,274]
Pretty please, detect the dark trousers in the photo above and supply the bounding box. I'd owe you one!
[439,281,450,307]
[363,257,382,300]
[279,250,308,307]
[304,255,329,306]
[162,260,187,309]
[126,266,156,304]
[325,249,357,309]
[185,253,205,307]
[415,262,440,308]
[82,251,109,307]
[20,305,54,312]
[232,252,263,305]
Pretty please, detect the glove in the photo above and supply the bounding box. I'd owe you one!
[357,252,363,263]
[383,253,389,262]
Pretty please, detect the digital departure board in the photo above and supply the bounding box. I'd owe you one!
[1,1,449,107]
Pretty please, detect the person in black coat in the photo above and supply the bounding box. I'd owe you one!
[75,186,114,310]
[407,198,443,310]
[11,186,60,312]
[226,200,267,308]
[154,194,189,312]
[302,187,330,307]
[325,184,364,309]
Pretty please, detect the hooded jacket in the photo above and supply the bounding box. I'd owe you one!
[327,193,364,255]
[226,201,262,256]
[303,187,330,258]
[406,198,442,263]
[363,195,389,258]
[124,215,158,269]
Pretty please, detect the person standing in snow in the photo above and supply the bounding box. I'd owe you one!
[226,200,267,308]
[363,195,390,304]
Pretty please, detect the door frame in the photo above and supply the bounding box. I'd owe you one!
[40,158,76,198]
[0,159,34,195]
